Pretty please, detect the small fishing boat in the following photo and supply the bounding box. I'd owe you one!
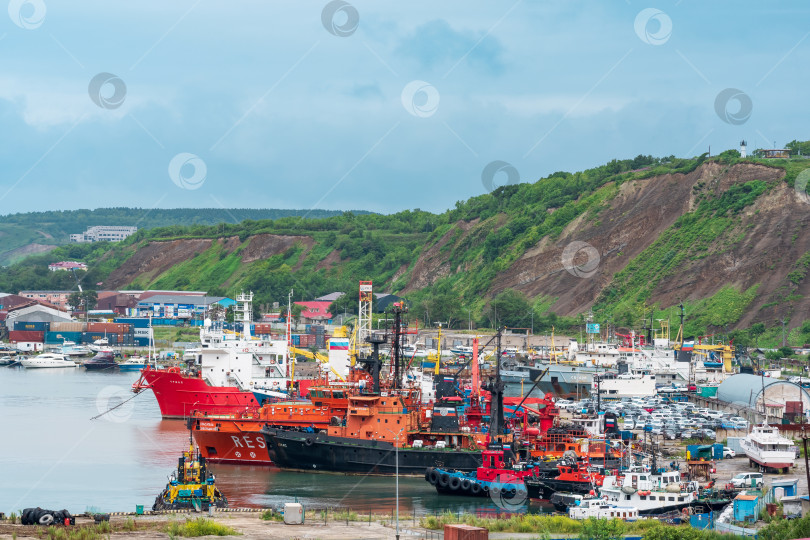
[88,338,110,353]
[119,356,148,372]
[153,440,227,511]
[60,340,91,357]
[21,353,78,369]
[0,355,16,366]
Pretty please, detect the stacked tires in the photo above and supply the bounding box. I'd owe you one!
[20,508,73,526]
[425,468,485,496]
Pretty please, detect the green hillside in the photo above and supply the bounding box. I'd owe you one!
[0,208,368,266]
[3,147,810,348]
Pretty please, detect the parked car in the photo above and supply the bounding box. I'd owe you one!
[723,447,736,459]
[730,472,763,488]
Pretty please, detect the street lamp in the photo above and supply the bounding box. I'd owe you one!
[394,427,404,540]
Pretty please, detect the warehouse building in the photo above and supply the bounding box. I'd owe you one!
[136,294,235,318]
[716,373,810,424]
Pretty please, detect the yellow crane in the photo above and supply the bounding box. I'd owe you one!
[288,346,346,382]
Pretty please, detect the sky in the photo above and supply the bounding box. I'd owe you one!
[0,1,808,216]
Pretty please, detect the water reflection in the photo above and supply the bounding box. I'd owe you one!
[1,367,548,516]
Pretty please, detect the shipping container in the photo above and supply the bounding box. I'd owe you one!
[12,321,50,332]
[134,337,151,347]
[44,331,82,344]
[88,322,131,334]
[8,330,45,342]
[51,321,86,332]
[786,401,803,415]
[114,318,151,329]
[81,333,119,344]
[133,328,153,337]
[255,323,273,335]
[444,524,488,540]
[726,436,744,454]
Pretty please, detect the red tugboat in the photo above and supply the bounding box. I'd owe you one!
[426,444,537,499]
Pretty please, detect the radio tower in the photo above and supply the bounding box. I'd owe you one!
[357,281,373,350]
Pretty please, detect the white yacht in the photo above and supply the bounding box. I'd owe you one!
[740,424,797,472]
[600,467,698,514]
[21,353,78,369]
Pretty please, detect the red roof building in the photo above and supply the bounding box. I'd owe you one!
[294,301,333,323]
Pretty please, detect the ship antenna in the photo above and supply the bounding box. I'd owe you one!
[484,327,506,439]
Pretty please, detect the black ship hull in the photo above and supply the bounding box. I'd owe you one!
[525,478,597,499]
[262,427,482,475]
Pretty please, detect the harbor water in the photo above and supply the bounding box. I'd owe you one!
[0,367,550,515]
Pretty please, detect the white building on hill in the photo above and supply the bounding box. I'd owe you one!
[70,226,137,243]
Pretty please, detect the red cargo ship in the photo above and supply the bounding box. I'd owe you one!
[132,366,319,419]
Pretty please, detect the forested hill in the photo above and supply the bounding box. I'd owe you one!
[0,208,367,265]
[4,149,810,347]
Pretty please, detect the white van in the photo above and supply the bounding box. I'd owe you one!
[730,473,763,488]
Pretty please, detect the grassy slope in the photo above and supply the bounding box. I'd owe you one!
[4,154,810,342]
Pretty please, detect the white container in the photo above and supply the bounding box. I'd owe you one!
[283,503,303,524]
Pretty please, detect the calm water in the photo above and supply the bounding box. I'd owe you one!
[0,367,549,515]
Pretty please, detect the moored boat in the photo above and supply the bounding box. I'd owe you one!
[568,498,639,521]
[600,467,701,515]
[153,441,227,511]
[191,383,354,465]
[21,353,77,369]
[118,356,148,372]
[83,350,119,371]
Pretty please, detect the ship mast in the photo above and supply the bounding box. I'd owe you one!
[391,302,406,390]
[485,328,506,438]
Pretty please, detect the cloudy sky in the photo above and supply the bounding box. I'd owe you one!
[0,1,807,215]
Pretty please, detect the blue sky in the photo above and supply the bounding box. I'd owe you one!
[0,1,808,215]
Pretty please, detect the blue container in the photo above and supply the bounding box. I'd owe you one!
[115,318,150,329]
[134,337,150,347]
[82,333,118,344]
[13,321,50,332]
[713,443,724,460]
[45,331,82,344]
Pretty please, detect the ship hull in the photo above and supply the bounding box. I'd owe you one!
[193,422,272,465]
[262,428,481,474]
[136,369,260,419]
[525,478,597,499]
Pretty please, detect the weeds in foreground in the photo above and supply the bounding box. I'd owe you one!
[417,512,724,537]
[261,509,284,522]
[164,517,240,537]
[32,522,117,540]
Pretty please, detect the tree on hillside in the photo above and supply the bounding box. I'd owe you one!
[484,289,531,328]
[786,140,810,156]
[328,288,356,317]
[68,290,97,311]
[411,292,464,328]
[749,322,765,347]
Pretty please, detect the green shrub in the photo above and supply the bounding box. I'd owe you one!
[164,517,240,537]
